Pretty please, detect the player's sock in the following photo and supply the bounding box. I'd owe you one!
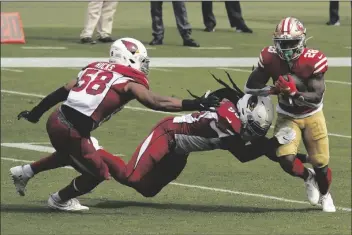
[98,149,127,182]
[58,174,102,202]
[22,164,34,178]
[30,152,68,175]
[280,157,309,180]
[292,158,310,180]
[314,166,332,195]
[296,153,308,163]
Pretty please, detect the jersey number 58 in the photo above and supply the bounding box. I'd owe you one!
[72,68,113,95]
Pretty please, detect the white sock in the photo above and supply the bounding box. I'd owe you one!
[22,164,34,178]
[51,192,62,202]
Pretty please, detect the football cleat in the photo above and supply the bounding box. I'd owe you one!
[10,166,30,196]
[304,168,320,206]
[48,195,89,212]
[320,193,336,212]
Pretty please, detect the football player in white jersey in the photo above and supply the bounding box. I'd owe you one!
[10,37,220,211]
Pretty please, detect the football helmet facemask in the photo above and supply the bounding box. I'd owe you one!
[273,17,306,62]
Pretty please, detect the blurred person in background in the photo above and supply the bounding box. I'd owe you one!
[80,1,118,44]
[202,1,252,33]
[150,1,200,47]
[327,1,340,26]
[326,1,352,26]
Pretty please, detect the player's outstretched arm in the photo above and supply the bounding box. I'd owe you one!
[244,67,277,96]
[222,135,281,163]
[126,82,220,112]
[17,79,78,123]
[221,127,296,163]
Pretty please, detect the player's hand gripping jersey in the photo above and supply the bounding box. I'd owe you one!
[258,46,328,117]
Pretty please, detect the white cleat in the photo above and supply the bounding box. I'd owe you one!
[48,195,89,212]
[304,168,320,206]
[9,166,30,196]
[320,193,336,212]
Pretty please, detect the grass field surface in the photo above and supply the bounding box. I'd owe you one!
[1,2,351,235]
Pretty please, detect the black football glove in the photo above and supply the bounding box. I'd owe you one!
[17,108,41,123]
[186,90,220,111]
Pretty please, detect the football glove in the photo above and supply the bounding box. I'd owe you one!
[17,108,41,123]
[184,90,221,111]
[275,74,298,96]
[275,127,296,145]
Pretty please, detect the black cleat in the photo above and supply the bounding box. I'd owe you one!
[149,38,163,45]
[80,37,96,44]
[98,37,114,43]
[183,38,200,47]
[204,26,215,32]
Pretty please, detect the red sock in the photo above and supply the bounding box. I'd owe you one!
[30,152,69,174]
[292,158,310,180]
[98,149,127,183]
[316,167,332,195]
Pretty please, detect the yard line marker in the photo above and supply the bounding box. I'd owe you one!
[1,68,23,73]
[150,68,172,72]
[1,142,125,157]
[21,46,67,50]
[216,67,352,85]
[1,57,350,67]
[190,47,233,50]
[345,46,351,49]
[1,156,351,212]
[145,47,156,50]
[217,67,252,73]
[1,143,54,153]
[1,89,351,139]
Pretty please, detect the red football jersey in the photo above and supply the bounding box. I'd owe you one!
[170,100,242,154]
[258,46,327,116]
[64,62,149,128]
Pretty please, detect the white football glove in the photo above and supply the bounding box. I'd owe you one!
[275,127,296,145]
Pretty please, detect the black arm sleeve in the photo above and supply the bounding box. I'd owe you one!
[31,86,70,118]
[221,135,280,163]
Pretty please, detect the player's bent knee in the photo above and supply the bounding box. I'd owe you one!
[309,153,329,168]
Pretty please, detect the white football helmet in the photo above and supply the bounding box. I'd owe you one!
[236,94,274,141]
[273,17,306,61]
[109,37,150,75]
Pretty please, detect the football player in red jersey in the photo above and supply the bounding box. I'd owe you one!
[92,74,305,201]
[244,17,335,212]
[10,37,220,211]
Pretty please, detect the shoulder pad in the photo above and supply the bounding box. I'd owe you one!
[258,46,277,69]
[300,48,328,75]
[216,100,242,134]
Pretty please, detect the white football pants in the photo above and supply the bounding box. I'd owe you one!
[80,1,118,39]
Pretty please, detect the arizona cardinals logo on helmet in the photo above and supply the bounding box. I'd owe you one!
[122,40,138,54]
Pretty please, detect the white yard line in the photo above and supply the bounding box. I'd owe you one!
[1,89,351,139]
[22,46,67,50]
[1,142,125,157]
[345,46,351,49]
[150,68,172,72]
[190,47,233,50]
[216,67,352,85]
[1,68,23,73]
[1,155,350,212]
[1,57,350,68]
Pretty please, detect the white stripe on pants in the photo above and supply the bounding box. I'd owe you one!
[80,1,118,39]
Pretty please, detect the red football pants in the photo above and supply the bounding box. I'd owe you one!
[46,109,110,180]
[101,117,189,197]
